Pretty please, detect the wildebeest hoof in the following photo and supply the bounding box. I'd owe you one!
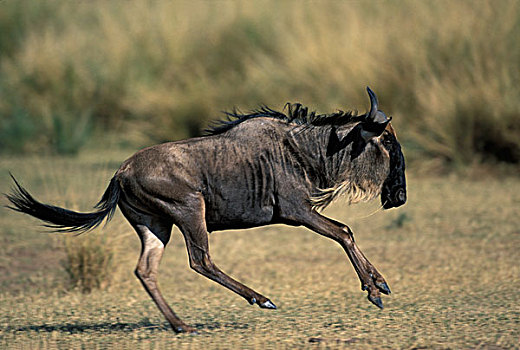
[260,299,277,309]
[368,295,384,309]
[376,281,391,295]
[173,325,199,334]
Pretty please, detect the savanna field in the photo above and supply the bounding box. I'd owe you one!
[1,0,519,349]
[1,154,519,349]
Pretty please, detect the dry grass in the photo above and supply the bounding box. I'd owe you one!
[1,0,519,166]
[0,152,518,349]
[62,232,114,293]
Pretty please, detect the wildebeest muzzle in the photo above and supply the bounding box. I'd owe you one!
[381,135,407,209]
[382,185,406,209]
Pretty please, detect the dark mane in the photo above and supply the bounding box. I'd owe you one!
[205,103,361,136]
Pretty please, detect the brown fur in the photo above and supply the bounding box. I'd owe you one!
[7,89,406,333]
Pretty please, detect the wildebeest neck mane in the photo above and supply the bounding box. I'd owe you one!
[205,103,360,136]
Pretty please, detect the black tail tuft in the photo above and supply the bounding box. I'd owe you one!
[5,173,120,234]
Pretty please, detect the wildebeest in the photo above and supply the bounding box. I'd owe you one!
[7,87,406,333]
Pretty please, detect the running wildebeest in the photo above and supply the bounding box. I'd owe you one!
[7,87,406,333]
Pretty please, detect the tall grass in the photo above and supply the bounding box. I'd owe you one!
[0,0,518,167]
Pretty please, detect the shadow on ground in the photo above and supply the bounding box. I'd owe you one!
[6,320,250,334]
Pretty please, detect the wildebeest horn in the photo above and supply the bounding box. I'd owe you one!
[361,87,391,141]
[367,86,379,120]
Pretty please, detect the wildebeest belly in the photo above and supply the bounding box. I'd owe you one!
[203,182,276,232]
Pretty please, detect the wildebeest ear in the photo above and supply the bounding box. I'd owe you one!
[360,117,392,142]
[361,87,392,141]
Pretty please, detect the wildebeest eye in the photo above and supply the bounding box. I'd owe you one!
[381,131,396,148]
[382,136,392,147]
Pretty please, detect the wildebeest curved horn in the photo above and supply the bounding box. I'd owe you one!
[367,86,379,121]
[360,87,391,141]
[365,87,388,123]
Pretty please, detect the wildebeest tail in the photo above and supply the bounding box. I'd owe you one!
[6,174,120,233]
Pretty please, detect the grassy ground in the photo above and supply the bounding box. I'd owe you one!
[0,152,519,349]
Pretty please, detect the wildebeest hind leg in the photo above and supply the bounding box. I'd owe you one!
[175,194,277,310]
[134,224,198,333]
[120,203,197,333]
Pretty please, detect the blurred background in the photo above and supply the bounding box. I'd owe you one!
[1,1,519,348]
[0,0,519,171]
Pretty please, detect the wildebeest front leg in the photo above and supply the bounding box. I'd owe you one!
[176,194,277,310]
[297,210,391,308]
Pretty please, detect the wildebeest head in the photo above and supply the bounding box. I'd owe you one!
[364,87,406,209]
[324,87,406,210]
